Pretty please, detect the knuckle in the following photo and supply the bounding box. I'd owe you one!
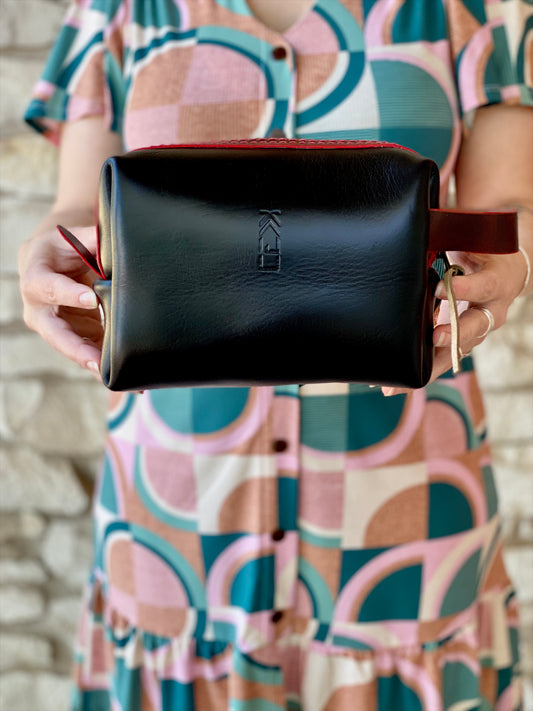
[42,280,59,304]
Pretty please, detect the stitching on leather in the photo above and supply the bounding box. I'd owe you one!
[135,139,415,152]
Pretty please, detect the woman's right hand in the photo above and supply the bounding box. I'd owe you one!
[18,224,103,375]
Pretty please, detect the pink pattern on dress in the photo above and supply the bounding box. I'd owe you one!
[458,19,501,112]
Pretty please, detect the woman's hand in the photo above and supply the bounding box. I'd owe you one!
[382,247,529,396]
[17,116,123,377]
[18,225,103,374]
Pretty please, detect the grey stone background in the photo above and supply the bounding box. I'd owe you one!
[0,1,531,709]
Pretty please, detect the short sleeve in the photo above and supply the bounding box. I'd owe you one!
[447,0,533,117]
[24,0,126,145]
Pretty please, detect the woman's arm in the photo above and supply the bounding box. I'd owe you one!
[434,104,532,348]
[384,104,533,394]
[18,116,123,372]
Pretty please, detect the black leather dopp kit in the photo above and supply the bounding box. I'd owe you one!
[58,139,518,391]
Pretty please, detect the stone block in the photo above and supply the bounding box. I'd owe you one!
[0,586,44,624]
[0,634,53,671]
[525,681,533,711]
[0,672,71,711]
[0,56,47,131]
[492,443,533,472]
[483,390,533,444]
[504,548,533,603]
[0,1,67,49]
[0,447,88,515]
[2,381,107,456]
[0,559,47,584]
[42,595,83,659]
[0,333,91,378]
[0,511,46,543]
[0,196,52,274]
[0,278,24,324]
[518,519,533,545]
[0,134,58,198]
[41,519,92,588]
[72,454,104,483]
[0,380,44,441]
[491,446,533,521]
[475,321,533,390]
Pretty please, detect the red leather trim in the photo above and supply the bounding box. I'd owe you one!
[57,225,106,279]
[134,138,415,153]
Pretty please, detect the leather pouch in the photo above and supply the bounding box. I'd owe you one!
[59,139,518,391]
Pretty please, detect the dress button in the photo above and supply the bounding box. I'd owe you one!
[272,46,287,60]
[271,610,283,623]
[271,529,285,541]
[272,439,288,453]
[268,128,286,138]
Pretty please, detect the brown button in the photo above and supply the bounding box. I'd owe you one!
[271,610,283,623]
[271,529,285,541]
[268,128,286,138]
[272,46,287,60]
[272,439,288,453]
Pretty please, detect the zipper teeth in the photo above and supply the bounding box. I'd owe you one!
[134,138,413,152]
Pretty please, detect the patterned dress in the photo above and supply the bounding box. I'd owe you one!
[26,1,533,709]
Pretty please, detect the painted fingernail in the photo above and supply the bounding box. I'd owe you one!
[435,281,445,299]
[87,361,100,380]
[80,291,97,308]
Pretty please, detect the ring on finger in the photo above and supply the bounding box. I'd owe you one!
[472,306,495,338]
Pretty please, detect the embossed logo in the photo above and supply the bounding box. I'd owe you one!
[258,209,281,272]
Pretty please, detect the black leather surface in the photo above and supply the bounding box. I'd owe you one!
[94,144,440,390]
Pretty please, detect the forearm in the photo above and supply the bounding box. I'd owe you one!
[455,104,533,299]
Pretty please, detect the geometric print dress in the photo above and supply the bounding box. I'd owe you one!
[25,1,533,709]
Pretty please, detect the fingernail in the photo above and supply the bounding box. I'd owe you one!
[382,387,396,397]
[435,281,445,299]
[87,361,100,380]
[80,291,97,308]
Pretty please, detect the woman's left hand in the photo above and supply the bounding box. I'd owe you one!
[383,103,533,397]
[382,248,528,396]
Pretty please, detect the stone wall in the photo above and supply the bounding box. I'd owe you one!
[0,1,532,709]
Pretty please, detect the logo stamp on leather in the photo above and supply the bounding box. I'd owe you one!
[258,209,281,272]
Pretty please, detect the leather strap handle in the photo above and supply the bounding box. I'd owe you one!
[429,208,518,254]
[58,209,518,280]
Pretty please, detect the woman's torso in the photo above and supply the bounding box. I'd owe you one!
[92,0,513,654]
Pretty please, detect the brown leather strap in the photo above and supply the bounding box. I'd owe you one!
[429,208,518,254]
[58,209,518,278]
